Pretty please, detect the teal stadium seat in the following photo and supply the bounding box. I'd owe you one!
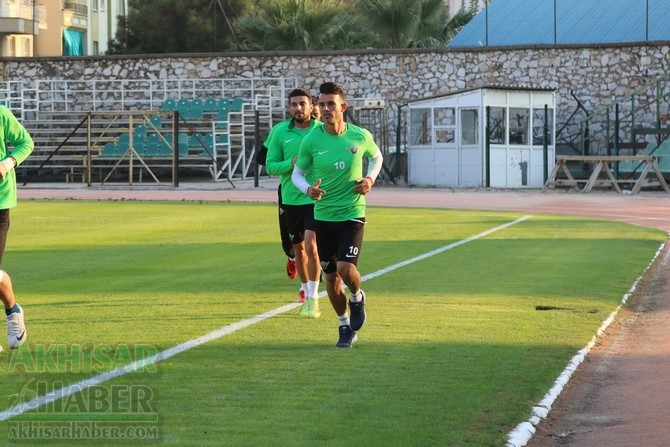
[117,133,130,153]
[203,97,218,112]
[189,102,203,120]
[143,133,161,156]
[159,133,172,154]
[160,99,177,112]
[149,115,162,130]
[230,97,243,111]
[178,133,189,156]
[134,124,147,138]
[199,133,215,157]
[176,99,190,120]
[654,141,670,173]
[218,98,230,109]
[618,142,656,174]
[100,142,120,157]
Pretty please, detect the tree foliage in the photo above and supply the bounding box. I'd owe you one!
[234,0,373,51]
[107,0,478,54]
[349,0,478,49]
[107,0,248,54]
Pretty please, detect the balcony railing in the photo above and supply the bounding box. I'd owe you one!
[62,1,88,16]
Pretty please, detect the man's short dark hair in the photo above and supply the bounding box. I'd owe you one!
[288,88,312,101]
[319,82,345,100]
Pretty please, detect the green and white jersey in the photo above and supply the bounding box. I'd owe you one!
[265,119,322,206]
[296,123,380,222]
[0,106,33,210]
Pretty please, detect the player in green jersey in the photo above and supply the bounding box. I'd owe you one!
[0,105,33,352]
[259,126,297,281]
[292,82,383,347]
[265,89,323,317]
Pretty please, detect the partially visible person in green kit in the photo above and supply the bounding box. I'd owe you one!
[0,105,33,352]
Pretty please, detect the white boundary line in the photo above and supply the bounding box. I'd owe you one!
[0,215,532,422]
[506,240,668,447]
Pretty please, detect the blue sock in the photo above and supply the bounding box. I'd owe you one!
[5,303,19,316]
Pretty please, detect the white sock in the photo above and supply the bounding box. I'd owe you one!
[308,280,320,299]
[301,282,308,293]
[338,313,350,327]
[350,290,362,303]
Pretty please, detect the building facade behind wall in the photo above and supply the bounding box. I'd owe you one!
[0,0,127,57]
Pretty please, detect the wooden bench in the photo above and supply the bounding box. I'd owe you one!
[542,155,670,194]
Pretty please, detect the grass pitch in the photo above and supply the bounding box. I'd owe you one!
[0,200,664,446]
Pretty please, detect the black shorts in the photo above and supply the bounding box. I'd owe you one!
[316,218,365,274]
[282,203,316,245]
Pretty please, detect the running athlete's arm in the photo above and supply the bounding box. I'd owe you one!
[292,167,324,200]
[365,150,383,183]
[354,146,383,194]
[292,166,310,195]
[265,131,294,176]
[1,106,33,165]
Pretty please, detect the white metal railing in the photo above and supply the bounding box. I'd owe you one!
[0,77,296,119]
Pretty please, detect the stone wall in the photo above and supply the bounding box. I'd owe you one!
[1,42,669,150]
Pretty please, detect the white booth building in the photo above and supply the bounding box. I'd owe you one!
[407,87,556,188]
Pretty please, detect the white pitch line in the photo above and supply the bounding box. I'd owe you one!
[0,215,532,422]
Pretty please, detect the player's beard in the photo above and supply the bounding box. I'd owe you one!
[294,112,310,126]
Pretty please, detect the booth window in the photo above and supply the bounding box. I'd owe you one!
[460,109,478,145]
[489,107,506,144]
[509,108,529,145]
[409,108,432,145]
[435,107,455,143]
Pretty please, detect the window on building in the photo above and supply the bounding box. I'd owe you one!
[93,41,99,55]
[460,109,479,145]
[62,29,84,56]
[434,107,456,144]
[488,107,506,144]
[91,0,98,11]
[409,108,432,145]
[7,37,15,57]
[22,38,31,57]
[509,108,530,145]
